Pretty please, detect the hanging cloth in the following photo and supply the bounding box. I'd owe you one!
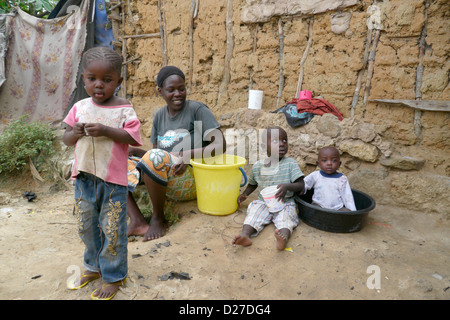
[94,0,114,47]
[0,13,15,89]
[0,0,89,126]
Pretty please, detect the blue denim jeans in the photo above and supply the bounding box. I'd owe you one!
[74,172,128,283]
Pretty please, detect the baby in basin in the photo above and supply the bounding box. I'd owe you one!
[303,146,356,211]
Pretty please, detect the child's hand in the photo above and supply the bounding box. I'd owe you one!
[237,194,247,206]
[275,184,288,201]
[73,122,87,137]
[83,123,105,137]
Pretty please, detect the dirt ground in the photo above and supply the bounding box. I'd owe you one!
[0,179,449,301]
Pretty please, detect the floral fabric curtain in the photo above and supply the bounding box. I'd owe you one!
[0,0,89,127]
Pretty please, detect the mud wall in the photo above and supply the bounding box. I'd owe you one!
[113,0,449,215]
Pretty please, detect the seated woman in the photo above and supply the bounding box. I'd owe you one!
[127,66,226,241]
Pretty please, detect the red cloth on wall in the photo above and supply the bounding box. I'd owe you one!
[286,98,344,121]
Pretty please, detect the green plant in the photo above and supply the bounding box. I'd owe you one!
[0,0,58,17]
[0,115,56,174]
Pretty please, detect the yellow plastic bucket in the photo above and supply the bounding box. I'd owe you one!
[190,154,247,215]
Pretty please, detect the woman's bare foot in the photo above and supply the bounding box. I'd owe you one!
[127,220,149,237]
[142,215,166,241]
[127,192,150,237]
[232,234,253,247]
[275,228,290,251]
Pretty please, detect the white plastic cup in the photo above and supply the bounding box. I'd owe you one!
[260,185,285,213]
[248,90,263,110]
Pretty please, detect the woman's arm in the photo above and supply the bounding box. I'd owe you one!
[170,129,226,176]
[129,146,149,157]
[173,127,227,162]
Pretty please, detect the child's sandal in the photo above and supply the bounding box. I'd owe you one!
[90,278,127,300]
[67,272,101,290]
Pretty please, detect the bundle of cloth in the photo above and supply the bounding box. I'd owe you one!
[288,98,344,121]
[272,97,343,128]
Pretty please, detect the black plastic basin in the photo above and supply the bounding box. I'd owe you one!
[294,189,376,233]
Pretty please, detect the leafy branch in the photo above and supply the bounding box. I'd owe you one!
[0,0,58,18]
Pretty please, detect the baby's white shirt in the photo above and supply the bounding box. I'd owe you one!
[303,170,356,211]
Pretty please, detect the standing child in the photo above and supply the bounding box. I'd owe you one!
[303,146,356,211]
[233,126,304,250]
[63,47,142,300]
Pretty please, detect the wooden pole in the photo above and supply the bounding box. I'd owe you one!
[249,24,258,90]
[188,0,199,94]
[296,16,314,98]
[351,28,372,117]
[362,28,381,107]
[122,33,160,39]
[121,2,127,98]
[276,18,284,108]
[158,0,167,66]
[413,0,430,143]
[217,0,234,103]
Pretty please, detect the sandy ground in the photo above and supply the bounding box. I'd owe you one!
[0,181,449,301]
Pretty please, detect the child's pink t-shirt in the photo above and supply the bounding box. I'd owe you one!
[63,98,142,187]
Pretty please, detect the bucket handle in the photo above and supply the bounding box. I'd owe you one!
[239,167,247,187]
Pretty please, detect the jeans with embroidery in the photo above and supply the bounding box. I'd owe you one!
[74,172,128,283]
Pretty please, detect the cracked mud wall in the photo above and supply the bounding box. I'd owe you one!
[115,0,449,214]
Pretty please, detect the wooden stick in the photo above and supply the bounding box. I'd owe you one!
[218,0,234,101]
[109,2,123,11]
[369,99,450,112]
[121,2,127,98]
[363,28,381,106]
[188,0,199,94]
[123,33,160,39]
[413,0,430,141]
[296,16,314,98]
[108,13,121,21]
[415,1,429,97]
[351,28,373,117]
[158,0,167,66]
[249,24,258,90]
[109,2,121,42]
[276,18,284,108]
[123,55,141,65]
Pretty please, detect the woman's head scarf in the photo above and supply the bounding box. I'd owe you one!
[157,66,185,88]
